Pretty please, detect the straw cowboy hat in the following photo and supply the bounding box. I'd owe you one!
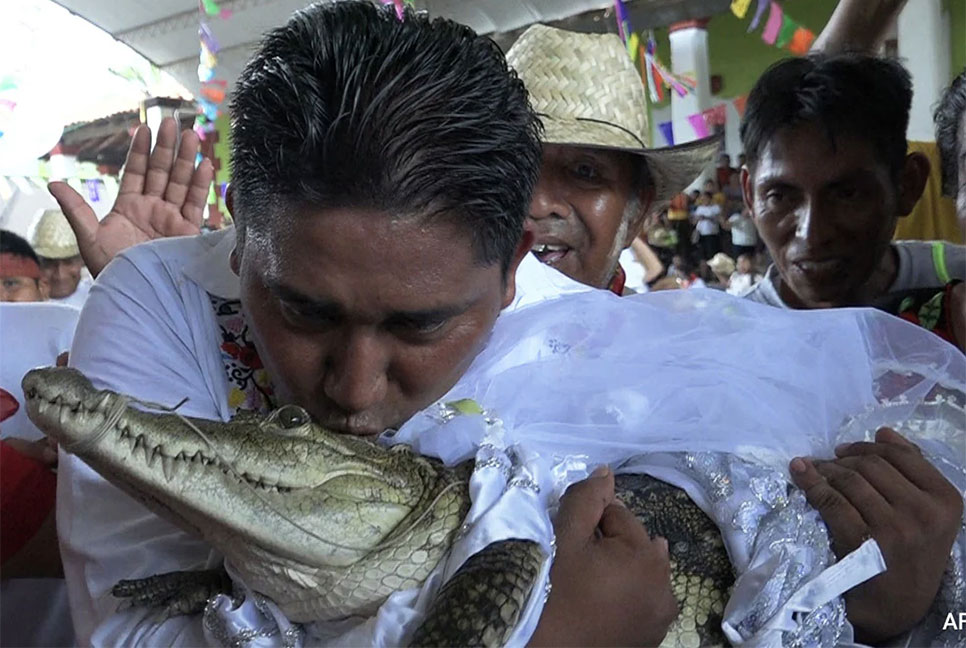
[31,209,80,259]
[506,24,721,208]
[708,252,736,276]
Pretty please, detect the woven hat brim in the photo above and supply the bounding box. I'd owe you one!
[540,115,723,209]
[33,243,80,259]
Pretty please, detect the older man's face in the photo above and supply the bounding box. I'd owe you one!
[527,144,645,288]
[39,255,83,299]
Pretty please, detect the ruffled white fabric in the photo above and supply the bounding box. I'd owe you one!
[199,288,964,647]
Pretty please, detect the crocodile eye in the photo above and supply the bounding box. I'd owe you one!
[274,405,311,430]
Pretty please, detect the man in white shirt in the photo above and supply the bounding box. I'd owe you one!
[692,192,722,260]
[30,210,92,309]
[725,208,758,259]
[53,4,676,646]
[740,53,965,315]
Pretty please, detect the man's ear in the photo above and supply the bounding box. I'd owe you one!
[37,277,49,301]
[229,247,240,276]
[501,229,534,309]
[896,152,930,216]
[740,166,755,216]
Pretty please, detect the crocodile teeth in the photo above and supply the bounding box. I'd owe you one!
[161,455,175,481]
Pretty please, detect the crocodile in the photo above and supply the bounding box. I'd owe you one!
[24,367,734,647]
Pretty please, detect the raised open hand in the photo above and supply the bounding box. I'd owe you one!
[47,117,214,278]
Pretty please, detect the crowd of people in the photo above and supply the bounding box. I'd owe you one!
[1,0,965,645]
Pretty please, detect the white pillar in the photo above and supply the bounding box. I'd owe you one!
[897,0,950,141]
[669,19,712,147]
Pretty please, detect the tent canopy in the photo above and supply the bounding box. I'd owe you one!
[53,0,727,100]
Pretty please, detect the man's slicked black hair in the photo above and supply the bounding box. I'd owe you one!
[0,229,40,264]
[229,1,541,271]
[935,70,966,197]
[740,53,912,178]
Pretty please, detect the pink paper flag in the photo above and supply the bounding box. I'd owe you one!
[761,2,783,45]
[688,113,709,138]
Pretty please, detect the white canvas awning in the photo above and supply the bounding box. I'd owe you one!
[53,0,727,103]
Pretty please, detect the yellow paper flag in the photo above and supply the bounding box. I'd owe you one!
[731,0,752,19]
[627,32,640,62]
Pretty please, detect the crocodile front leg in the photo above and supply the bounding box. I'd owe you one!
[113,567,234,617]
[410,539,545,647]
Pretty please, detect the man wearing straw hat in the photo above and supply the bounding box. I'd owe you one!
[30,209,92,309]
[507,24,719,293]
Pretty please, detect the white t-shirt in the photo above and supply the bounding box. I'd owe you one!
[0,301,79,440]
[51,276,93,310]
[693,205,720,236]
[619,248,649,293]
[728,213,758,247]
[727,271,762,297]
[744,240,966,308]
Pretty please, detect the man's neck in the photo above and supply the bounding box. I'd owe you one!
[779,244,899,309]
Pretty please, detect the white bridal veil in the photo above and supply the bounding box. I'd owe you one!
[206,283,965,648]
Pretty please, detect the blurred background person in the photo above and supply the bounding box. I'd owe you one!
[1,230,48,302]
[728,253,763,296]
[30,209,91,308]
[692,191,722,260]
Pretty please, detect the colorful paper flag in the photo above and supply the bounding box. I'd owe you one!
[199,22,220,53]
[776,15,799,49]
[788,27,816,55]
[733,95,748,117]
[652,63,666,102]
[200,85,226,103]
[747,0,769,31]
[702,104,727,128]
[201,0,221,17]
[381,0,414,21]
[658,121,674,147]
[614,0,630,42]
[761,2,783,45]
[85,180,101,203]
[730,0,752,19]
[688,113,709,138]
[627,32,640,62]
[200,42,218,69]
[198,64,215,83]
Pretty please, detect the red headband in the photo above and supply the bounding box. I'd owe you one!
[0,252,41,279]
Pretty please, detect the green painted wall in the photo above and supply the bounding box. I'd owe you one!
[648,0,965,116]
[949,0,966,77]
[648,0,838,112]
